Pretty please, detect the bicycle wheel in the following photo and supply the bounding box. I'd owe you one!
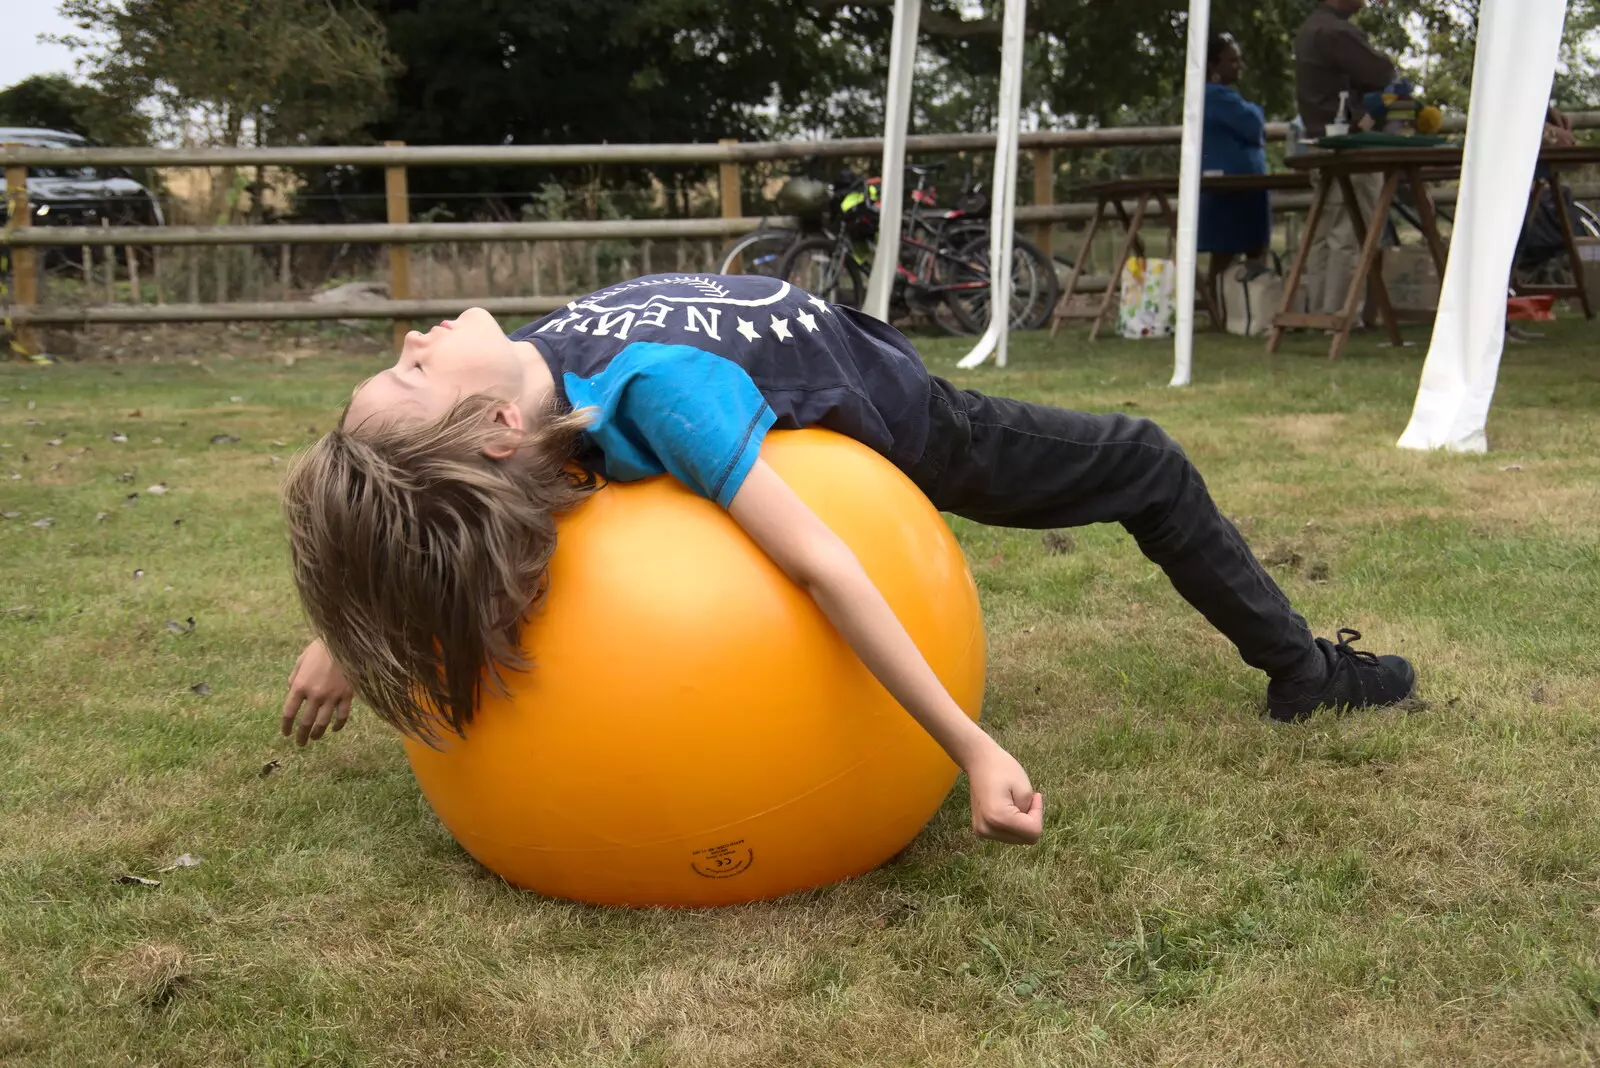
[1576,202,1600,240]
[717,228,796,276]
[949,233,1060,332]
[779,236,866,308]
[927,238,988,335]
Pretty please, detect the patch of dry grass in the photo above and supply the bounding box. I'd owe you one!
[3,321,1600,1066]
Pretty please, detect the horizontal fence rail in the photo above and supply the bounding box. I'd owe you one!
[11,112,1597,169]
[6,183,1598,250]
[1,297,570,325]
[0,125,1304,168]
[3,113,1598,335]
[0,217,791,247]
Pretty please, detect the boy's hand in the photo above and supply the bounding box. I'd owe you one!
[966,743,1044,845]
[282,639,354,746]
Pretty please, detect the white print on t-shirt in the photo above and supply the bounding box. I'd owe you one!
[535,275,831,344]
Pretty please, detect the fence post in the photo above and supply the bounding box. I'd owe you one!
[4,162,38,357]
[1031,148,1054,259]
[384,140,411,350]
[718,138,740,272]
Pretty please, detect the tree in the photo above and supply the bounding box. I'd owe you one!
[52,0,398,147]
[0,74,149,144]
[306,0,1347,218]
[274,0,890,220]
[291,1,1501,219]
[1322,0,1600,112]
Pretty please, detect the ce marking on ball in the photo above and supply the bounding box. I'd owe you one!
[690,839,754,879]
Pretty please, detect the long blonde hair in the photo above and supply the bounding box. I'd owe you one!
[281,394,594,742]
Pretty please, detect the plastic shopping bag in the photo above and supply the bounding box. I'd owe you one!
[1118,257,1176,340]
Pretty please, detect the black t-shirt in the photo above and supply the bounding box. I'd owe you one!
[511,274,933,474]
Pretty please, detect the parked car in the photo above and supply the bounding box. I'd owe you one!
[0,126,164,229]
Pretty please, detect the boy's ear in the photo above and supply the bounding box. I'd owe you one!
[481,403,525,461]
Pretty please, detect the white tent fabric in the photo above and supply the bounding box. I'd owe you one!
[865,0,922,323]
[1397,0,1570,452]
[1169,0,1212,388]
[956,0,1029,370]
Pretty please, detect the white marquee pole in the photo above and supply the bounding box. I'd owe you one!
[956,0,1027,369]
[865,0,922,323]
[1397,0,1568,451]
[1170,0,1211,387]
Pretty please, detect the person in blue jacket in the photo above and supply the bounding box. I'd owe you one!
[1199,35,1272,294]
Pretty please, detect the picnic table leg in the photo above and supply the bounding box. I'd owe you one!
[1344,172,1403,347]
[1330,170,1401,360]
[1051,198,1106,339]
[1547,165,1595,319]
[1091,194,1148,342]
[1369,255,1404,347]
[1268,174,1330,354]
[1363,176,1404,348]
[1111,197,1149,259]
[1407,166,1450,282]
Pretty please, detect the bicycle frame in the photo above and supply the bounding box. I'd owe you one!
[833,168,990,301]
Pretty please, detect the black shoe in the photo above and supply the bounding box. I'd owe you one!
[1266,628,1416,723]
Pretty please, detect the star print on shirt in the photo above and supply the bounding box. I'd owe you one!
[796,308,819,332]
[768,315,792,341]
[807,295,831,313]
[736,316,762,342]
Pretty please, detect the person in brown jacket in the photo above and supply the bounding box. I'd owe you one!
[1294,0,1397,319]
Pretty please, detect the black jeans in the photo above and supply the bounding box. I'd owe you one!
[905,376,1316,680]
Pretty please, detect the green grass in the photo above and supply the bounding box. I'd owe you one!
[4,320,1600,1066]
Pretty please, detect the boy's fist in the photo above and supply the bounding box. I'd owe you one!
[966,744,1044,845]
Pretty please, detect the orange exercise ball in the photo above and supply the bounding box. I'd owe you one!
[402,429,986,907]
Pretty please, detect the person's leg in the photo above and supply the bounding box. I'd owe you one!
[1207,251,1234,327]
[1303,171,1340,315]
[1322,172,1385,323]
[907,378,1416,718]
[912,377,1316,679]
[1319,176,1362,317]
[1208,251,1235,294]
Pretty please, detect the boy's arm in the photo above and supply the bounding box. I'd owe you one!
[727,458,1044,846]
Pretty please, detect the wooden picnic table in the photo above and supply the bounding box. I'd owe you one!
[1513,143,1600,319]
[1050,172,1313,341]
[1268,144,1600,359]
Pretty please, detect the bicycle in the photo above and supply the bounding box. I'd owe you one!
[714,164,836,276]
[778,164,1059,334]
[715,224,800,277]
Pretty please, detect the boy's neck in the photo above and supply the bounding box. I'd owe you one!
[514,339,558,429]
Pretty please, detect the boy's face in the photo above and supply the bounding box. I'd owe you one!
[345,307,524,430]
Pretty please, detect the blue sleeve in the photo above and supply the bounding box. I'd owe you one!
[1205,87,1266,146]
[563,342,777,508]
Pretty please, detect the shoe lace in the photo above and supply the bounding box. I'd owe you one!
[1333,628,1379,665]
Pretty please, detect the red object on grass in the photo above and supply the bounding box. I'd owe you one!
[1507,295,1557,321]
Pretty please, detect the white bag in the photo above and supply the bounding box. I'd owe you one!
[1218,260,1285,336]
[1117,257,1177,340]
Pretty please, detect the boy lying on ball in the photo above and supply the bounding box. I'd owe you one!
[280,273,1417,846]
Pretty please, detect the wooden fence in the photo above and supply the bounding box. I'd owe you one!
[3,112,1597,346]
